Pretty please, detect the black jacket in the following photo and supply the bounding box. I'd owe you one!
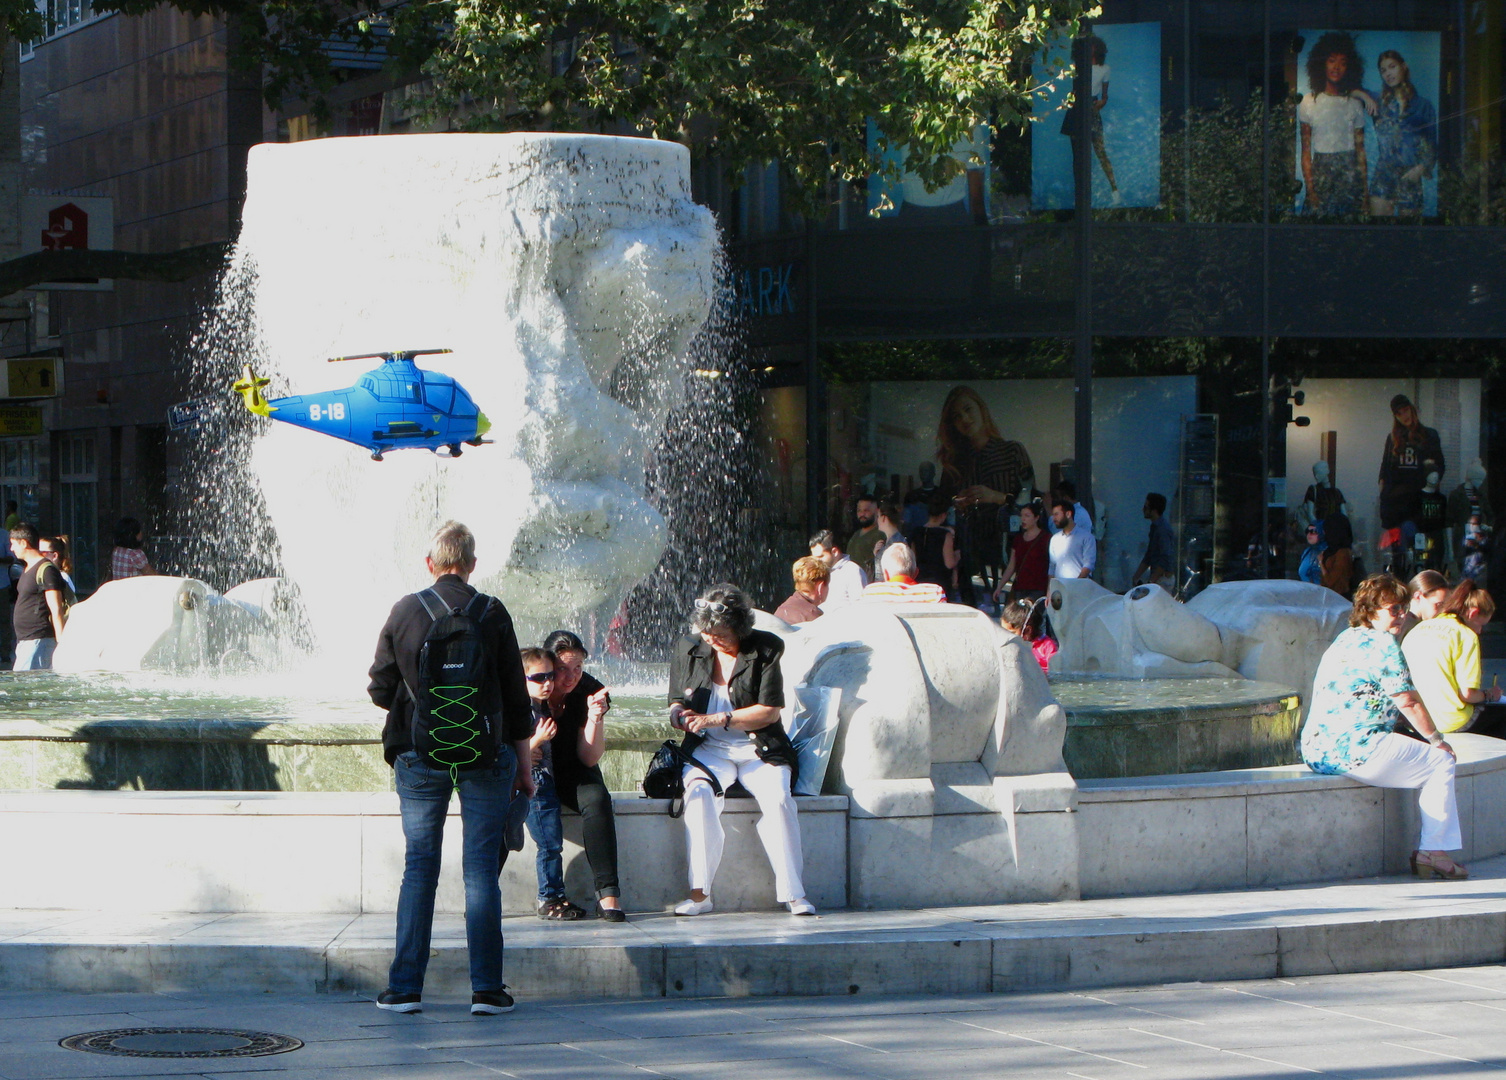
[668,629,797,776]
[550,670,607,784]
[368,574,532,766]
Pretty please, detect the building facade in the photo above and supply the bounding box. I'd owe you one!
[730,0,1506,599]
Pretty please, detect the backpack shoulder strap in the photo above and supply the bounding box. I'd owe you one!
[415,588,446,622]
[463,593,491,621]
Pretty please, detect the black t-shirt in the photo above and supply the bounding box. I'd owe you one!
[14,560,62,640]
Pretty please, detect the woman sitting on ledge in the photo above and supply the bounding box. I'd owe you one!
[668,584,814,916]
[1403,581,1502,739]
[1301,573,1466,880]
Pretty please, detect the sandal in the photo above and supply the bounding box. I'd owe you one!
[1410,850,1469,880]
[536,898,586,920]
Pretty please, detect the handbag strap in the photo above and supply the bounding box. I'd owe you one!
[677,743,724,797]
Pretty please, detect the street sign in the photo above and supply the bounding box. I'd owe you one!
[0,355,61,399]
[0,407,44,436]
[20,195,115,291]
[167,399,211,430]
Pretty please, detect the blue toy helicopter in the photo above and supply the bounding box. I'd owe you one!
[232,349,491,461]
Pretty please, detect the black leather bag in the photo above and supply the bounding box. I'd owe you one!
[642,740,722,818]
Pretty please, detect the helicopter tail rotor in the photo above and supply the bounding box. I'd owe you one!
[231,365,274,417]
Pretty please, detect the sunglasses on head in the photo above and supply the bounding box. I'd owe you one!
[695,598,729,615]
[525,672,555,684]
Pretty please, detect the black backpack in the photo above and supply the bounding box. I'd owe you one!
[408,589,497,780]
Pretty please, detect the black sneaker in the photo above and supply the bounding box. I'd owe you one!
[472,988,515,1015]
[598,905,626,923]
[376,989,422,1013]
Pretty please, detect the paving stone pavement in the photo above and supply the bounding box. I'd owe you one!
[9,964,1506,1079]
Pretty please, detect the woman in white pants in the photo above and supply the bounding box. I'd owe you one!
[667,584,814,916]
[1301,573,1466,879]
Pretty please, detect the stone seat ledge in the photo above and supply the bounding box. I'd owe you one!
[1078,733,1506,804]
[0,789,850,816]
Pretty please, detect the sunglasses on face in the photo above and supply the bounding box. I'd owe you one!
[695,598,729,615]
[1384,604,1407,617]
[525,672,555,684]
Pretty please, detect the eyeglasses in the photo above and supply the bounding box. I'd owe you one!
[694,598,729,615]
[525,672,555,684]
[1384,604,1407,617]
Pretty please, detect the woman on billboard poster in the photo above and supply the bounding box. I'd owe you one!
[1362,50,1438,218]
[937,386,1034,604]
[1299,32,1368,216]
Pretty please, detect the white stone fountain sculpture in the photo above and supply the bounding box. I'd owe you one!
[236,134,715,667]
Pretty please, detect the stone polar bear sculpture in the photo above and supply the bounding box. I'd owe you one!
[1048,577,1350,705]
[765,602,1079,909]
[53,577,281,673]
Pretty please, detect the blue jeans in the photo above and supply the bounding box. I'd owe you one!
[13,637,54,670]
[389,745,516,995]
[527,768,565,903]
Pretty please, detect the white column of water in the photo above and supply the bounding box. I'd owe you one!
[236,134,715,679]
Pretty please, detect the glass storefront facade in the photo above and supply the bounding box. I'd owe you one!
[732,0,1506,603]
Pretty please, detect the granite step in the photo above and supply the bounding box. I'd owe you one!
[6,854,1506,1000]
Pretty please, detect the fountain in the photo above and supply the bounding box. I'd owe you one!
[6,133,1506,947]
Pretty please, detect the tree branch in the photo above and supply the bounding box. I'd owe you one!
[0,242,232,298]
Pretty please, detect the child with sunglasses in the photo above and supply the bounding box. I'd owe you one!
[520,648,582,920]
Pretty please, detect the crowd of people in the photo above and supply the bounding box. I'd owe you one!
[367,521,815,1016]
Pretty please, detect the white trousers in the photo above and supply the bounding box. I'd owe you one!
[1345,732,1461,851]
[682,739,806,903]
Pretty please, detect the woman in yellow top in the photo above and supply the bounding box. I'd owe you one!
[1401,580,1500,735]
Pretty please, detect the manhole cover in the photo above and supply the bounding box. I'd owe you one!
[60,1027,303,1059]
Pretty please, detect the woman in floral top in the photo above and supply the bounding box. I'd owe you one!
[1302,574,1466,879]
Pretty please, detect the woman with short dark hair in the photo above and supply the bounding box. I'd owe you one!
[1301,574,1466,879]
[110,517,152,580]
[539,629,623,921]
[668,584,813,916]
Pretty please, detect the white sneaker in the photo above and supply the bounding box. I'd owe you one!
[674,896,713,916]
[787,898,817,916]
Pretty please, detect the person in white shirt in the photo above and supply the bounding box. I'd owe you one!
[1046,480,1093,536]
[809,530,867,608]
[1298,31,1368,216]
[1048,500,1096,580]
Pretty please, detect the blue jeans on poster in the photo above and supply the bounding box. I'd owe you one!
[527,767,566,903]
[389,745,516,995]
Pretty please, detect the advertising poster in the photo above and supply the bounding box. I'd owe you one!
[863,376,1196,591]
[1031,23,1162,211]
[866,121,992,223]
[1294,30,1440,217]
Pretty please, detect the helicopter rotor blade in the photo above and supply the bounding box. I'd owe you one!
[327,348,453,363]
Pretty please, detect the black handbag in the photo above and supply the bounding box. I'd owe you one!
[642,740,722,818]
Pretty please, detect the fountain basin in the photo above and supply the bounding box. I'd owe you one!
[0,673,669,793]
[1056,677,1302,780]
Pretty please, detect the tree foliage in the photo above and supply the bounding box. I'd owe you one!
[95,0,1097,214]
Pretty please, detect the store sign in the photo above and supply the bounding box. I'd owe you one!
[735,263,797,318]
[0,355,61,399]
[19,195,115,291]
[0,407,44,436]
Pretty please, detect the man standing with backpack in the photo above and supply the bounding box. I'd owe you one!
[368,521,535,1016]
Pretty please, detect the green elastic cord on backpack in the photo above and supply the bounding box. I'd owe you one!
[427,683,482,783]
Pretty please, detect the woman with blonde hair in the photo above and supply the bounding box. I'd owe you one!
[1301,574,1466,879]
[1403,580,1501,738]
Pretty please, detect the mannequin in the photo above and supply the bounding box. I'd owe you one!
[1299,461,1348,531]
[1416,470,1447,569]
[1447,458,1492,577]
